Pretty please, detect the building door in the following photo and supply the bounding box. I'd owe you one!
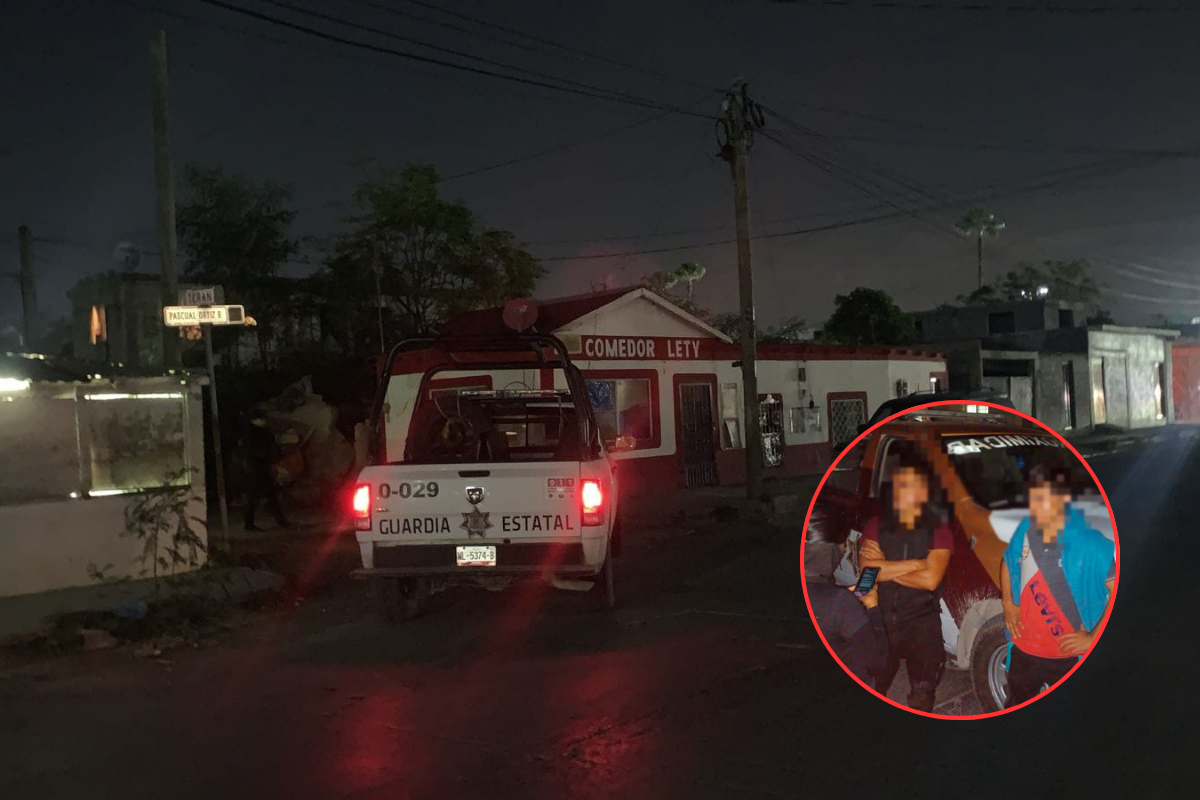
[1103,354,1130,428]
[759,394,784,468]
[1009,376,1034,416]
[1062,361,1077,430]
[1173,344,1200,423]
[1090,357,1107,425]
[679,383,717,488]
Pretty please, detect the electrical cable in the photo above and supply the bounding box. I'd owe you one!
[760,130,955,239]
[537,149,1198,261]
[196,0,716,120]
[768,1,1200,15]
[391,0,717,92]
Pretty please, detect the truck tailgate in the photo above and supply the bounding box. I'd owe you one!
[360,462,583,542]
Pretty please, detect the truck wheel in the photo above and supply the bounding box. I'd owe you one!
[375,578,428,623]
[590,554,617,611]
[970,615,1010,712]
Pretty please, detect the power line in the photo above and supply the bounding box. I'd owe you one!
[536,149,1197,261]
[390,0,717,92]
[196,0,716,120]
[762,95,1194,158]
[522,202,890,245]
[769,1,1200,14]
[764,110,953,215]
[759,130,955,240]
[261,0,662,95]
[1095,258,1200,290]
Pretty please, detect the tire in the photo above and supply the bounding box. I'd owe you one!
[375,578,428,623]
[970,615,1010,712]
[590,552,617,612]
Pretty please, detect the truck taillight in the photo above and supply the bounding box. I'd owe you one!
[581,479,604,526]
[352,483,372,531]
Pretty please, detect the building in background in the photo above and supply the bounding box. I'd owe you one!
[67,272,327,370]
[913,298,1176,431]
[381,288,946,494]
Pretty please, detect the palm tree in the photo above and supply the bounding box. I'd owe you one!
[674,261,706,302]
[954,208,1005,291]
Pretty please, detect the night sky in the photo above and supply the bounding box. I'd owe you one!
[6,0,1200,339]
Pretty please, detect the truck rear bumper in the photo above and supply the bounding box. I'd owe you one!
[352,564,600,579]
[356,540,603,579]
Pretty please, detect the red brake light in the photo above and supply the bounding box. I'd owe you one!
[581,479,604,526]
[352,484,372,530]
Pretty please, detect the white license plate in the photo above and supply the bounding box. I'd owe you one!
[456,545,496,567]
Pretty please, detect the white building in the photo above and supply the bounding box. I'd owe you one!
[0,357,208,601]
[381,288,946,495]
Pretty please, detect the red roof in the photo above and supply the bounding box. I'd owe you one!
[444,287,639,337]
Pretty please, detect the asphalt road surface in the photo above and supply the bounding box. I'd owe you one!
[1,436,1195,798]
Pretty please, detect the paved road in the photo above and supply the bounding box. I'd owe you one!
[1,437,1195,798]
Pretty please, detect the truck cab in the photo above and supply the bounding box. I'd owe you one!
[351,333,622,620]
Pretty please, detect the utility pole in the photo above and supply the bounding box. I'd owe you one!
[151,30,181,368]
[719,80,765,501]
[17,225,38,350]
[373,239,385,354]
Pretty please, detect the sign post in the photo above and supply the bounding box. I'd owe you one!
[165,292,243,552]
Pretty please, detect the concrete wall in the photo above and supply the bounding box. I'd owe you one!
[915,300,1087,342]
[1034,353,1093,432]
[1088,329,1170,429]
[0,377,208,598]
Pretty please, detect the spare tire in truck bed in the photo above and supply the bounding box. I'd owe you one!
[407,397,507,463]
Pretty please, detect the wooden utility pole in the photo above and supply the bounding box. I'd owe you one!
[16,225,38,349]
[150,30,181,368]
[720,81,765,501]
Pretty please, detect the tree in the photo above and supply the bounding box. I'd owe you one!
[955,207,1005,291]
[640,269,679,297]
[823,288,915,346]
[761,315,810,343]
[177,165,300,369]
[674,261,706,302]
[321,164,541,352]
[958,259,1100,305]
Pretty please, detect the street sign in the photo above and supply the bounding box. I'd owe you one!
[162,304,246,327]
[182,286,219,305]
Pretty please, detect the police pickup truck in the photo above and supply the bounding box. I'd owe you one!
[350,333,623,621]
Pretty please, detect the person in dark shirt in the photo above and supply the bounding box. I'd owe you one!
[242,410,290,531]
[804,519,888,688]
[858,446,953,712]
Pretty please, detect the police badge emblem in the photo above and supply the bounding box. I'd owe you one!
[461,507,492,538]
[466,486,485,505]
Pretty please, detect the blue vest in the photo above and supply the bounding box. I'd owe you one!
[1002,507,1115,633]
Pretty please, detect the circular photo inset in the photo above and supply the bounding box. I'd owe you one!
[800,400,1118,719]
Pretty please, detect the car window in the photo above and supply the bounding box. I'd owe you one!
[825,438,867,493]
[943,432,1082,508]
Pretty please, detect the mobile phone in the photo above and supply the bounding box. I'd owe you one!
[854,566,881,597]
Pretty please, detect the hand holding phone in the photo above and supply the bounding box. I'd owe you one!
[854,566,881,598]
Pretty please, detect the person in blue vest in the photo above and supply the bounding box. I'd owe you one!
[1000,464,1116,708]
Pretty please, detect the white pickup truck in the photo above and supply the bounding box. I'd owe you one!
[350,334,623,620]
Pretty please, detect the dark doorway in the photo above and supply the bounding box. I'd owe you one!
[1062,361,1077,430]
[679,383,717,488]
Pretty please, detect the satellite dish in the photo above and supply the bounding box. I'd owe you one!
[112,241,142,271]
[502,298,539,332]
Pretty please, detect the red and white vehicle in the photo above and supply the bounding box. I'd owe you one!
[351,332,622,620]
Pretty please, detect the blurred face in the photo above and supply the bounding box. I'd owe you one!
[1029,482,1069,528]
[892,467,929,517]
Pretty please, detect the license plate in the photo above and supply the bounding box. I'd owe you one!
[456,545,496,567]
